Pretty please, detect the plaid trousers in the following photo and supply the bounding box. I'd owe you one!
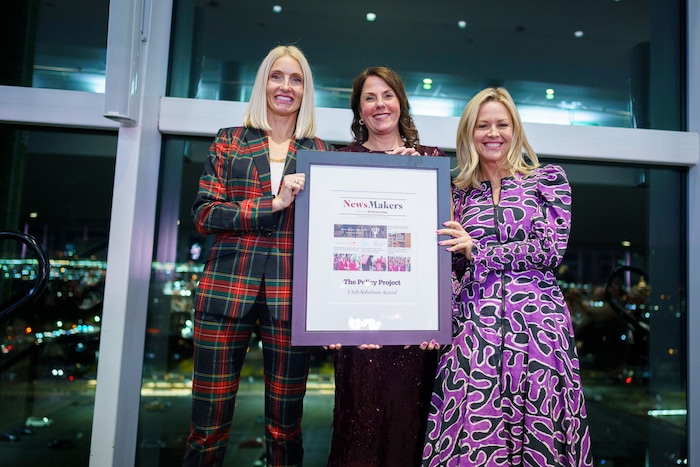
[183,297,311,467]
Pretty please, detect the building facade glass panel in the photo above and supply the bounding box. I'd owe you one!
[0,1,684,130]
[0,126,116,465]
[166,0,684,130]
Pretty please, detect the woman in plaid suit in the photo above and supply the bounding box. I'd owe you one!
[183,45,332,467]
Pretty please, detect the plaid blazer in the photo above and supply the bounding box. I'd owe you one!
[192,126,332,321]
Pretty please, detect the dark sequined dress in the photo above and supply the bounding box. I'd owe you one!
[328,347,438,467]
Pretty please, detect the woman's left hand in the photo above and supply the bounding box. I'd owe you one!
[437,220,473,259]
[272,173,305,212]
[385,147,420,156]
[419,339,440,351]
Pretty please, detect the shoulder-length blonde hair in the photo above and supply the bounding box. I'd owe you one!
[349,67,419,147]
[243,45,317,139]
[453,87,539,190]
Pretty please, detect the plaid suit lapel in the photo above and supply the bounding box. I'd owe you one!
[246,128,273,195]
[244,131,317,190]
[287,138,317,175]
[286,141,299,175]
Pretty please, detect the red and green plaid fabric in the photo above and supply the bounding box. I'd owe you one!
[191,126,331,321]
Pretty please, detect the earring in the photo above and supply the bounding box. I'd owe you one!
[359,119,364,126]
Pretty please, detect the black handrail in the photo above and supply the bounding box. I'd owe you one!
[0,231,51,321]
[604,265,650,335]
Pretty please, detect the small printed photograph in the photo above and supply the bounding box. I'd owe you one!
[333,253,362,271]
[361,255,387,271]
[334,224,387,239]
[388,232,411,248]
[387,256,411,272]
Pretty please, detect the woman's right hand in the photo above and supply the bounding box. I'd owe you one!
[357,344,382,350]
[437,220,473,260]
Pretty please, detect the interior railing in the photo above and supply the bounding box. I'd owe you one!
[0,231,51,321]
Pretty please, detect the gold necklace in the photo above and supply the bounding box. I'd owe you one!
[267,135,290,162]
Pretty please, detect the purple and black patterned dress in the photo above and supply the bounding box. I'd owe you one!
[423,164,592,467]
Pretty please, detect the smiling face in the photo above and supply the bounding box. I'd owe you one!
[266,55,304,118]
[358,75,402,139]
[473,100,513,167]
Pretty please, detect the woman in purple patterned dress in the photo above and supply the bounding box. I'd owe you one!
[424,87,593,466]
[326,67,442,467]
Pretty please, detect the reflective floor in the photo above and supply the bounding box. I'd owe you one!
[0,360,688,467]
[0,378,334,467]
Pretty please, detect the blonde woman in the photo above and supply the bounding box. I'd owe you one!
[425,87,592,466]
[184,45,332,467]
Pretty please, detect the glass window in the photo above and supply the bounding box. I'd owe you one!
[0,2,109,92]
[0,1,684,129]
[167,1,684,130]
[136,136,337,466]
[0,126,116,466]
[136,137,687,466]
[556,161,687,465]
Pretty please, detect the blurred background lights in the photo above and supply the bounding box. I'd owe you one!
[366,12,376,21]
[422,78,433,90]
[458,20,467,29]
[574,30,584,38]
[272,5,282,13]
[546,88,555,100]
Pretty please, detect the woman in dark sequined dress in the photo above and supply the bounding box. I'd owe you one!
[326,67,444,467]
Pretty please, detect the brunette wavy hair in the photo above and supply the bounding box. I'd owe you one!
[348,67,419,147]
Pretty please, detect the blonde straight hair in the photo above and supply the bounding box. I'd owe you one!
[243,45,317,139]
[453,87,539,190]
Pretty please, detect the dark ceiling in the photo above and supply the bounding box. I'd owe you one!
[216,0,649,85]
[20,0,665,260]
[32,0,657,126]
[189,0,651,120]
